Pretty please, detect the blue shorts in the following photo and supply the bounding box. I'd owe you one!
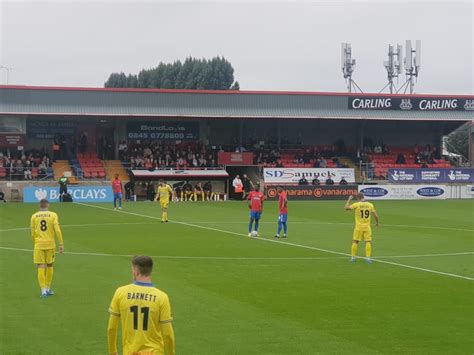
[278,213,288,223]
[114,192,122,199]
[250,211,262,220]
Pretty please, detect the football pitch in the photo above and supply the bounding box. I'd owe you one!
[0,200,473,354]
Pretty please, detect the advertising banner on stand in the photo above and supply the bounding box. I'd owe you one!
[359,185,448,200]
[387,168,474,183]
[27,120,77,139]
[218,152,254,165]
[24,186,114,203]
[263,168,355,184]
[127,121,199,141]
[265,185,358,201]
[348,96,474,112]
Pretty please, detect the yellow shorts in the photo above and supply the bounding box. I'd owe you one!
[34,248,56,264]
[160,200,169,209]
[353,229,372,242]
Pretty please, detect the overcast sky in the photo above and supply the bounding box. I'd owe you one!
[0,0,472,94]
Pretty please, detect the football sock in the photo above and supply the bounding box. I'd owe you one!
[365,242,372,258]
[248,219,254,233]
[46,266,54,290]
[118,199,122,208]
[254,219,259,231]
[38,268,46,292]
[282,222,287,234]
[277,222,282,235]
[113,198,117,208]
[351,242,358,257]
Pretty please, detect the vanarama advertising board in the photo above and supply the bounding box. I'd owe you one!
[265,185,358,201]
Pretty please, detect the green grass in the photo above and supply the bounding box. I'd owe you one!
[0,200,473,354]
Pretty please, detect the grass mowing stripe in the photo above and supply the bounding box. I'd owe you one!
[76,202,474,281]
[0,221,161,233]
[161,220,474,232]
[0,246,351,260]
[1,245,471,260]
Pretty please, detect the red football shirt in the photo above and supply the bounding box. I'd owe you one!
[248,191,264,212]
[279,191,288,214]
[112,179,122,193]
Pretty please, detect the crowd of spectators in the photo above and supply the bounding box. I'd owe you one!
[298,175,347,186]
[254,146,340,168]
[413,144,440,165]
[121,141,221,169]
[0,148,53,180]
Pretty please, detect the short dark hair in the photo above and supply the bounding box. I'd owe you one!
[357,192,365,200]
[39,199,49,208]
[132,255,153,276]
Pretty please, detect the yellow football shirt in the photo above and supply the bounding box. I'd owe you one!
[350,201,376,231]
[157,185,173,202]
[30,211,63,250]
[108,282,173,355]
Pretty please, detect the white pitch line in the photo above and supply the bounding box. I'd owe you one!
[180,221,474,233]
[0,246,350,260]
[0,245,470,261]
[2,221,471,234]
[75,203,474,281]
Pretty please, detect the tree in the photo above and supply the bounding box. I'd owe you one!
[231,81,240,90]
[104,57,240,90]
[445,123,470,158]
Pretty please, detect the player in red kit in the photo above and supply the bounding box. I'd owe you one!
[274,186,288,238]
[247,185,264,237]
[112,173,123,210]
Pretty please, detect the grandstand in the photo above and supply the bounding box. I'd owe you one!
[0,86,472,199]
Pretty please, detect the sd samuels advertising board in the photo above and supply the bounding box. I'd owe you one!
[263,168,355,184]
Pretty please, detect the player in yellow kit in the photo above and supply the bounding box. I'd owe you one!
[344,192,379,263]
[154,179,173,223]
[107,255,175,355]
[30,199,64,298]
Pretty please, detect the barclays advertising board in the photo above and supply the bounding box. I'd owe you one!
[388,168,474,183]
[23,186,114,203]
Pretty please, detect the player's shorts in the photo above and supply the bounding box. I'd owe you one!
[34,248,56,264]
[353,229,372,242]
[160,200,169,209]
[278,213,288,223]
[250,211,262,219]
[114,192,122,199]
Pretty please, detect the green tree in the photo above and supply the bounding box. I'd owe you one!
[445,124,469,158]
[104,57,239,90]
